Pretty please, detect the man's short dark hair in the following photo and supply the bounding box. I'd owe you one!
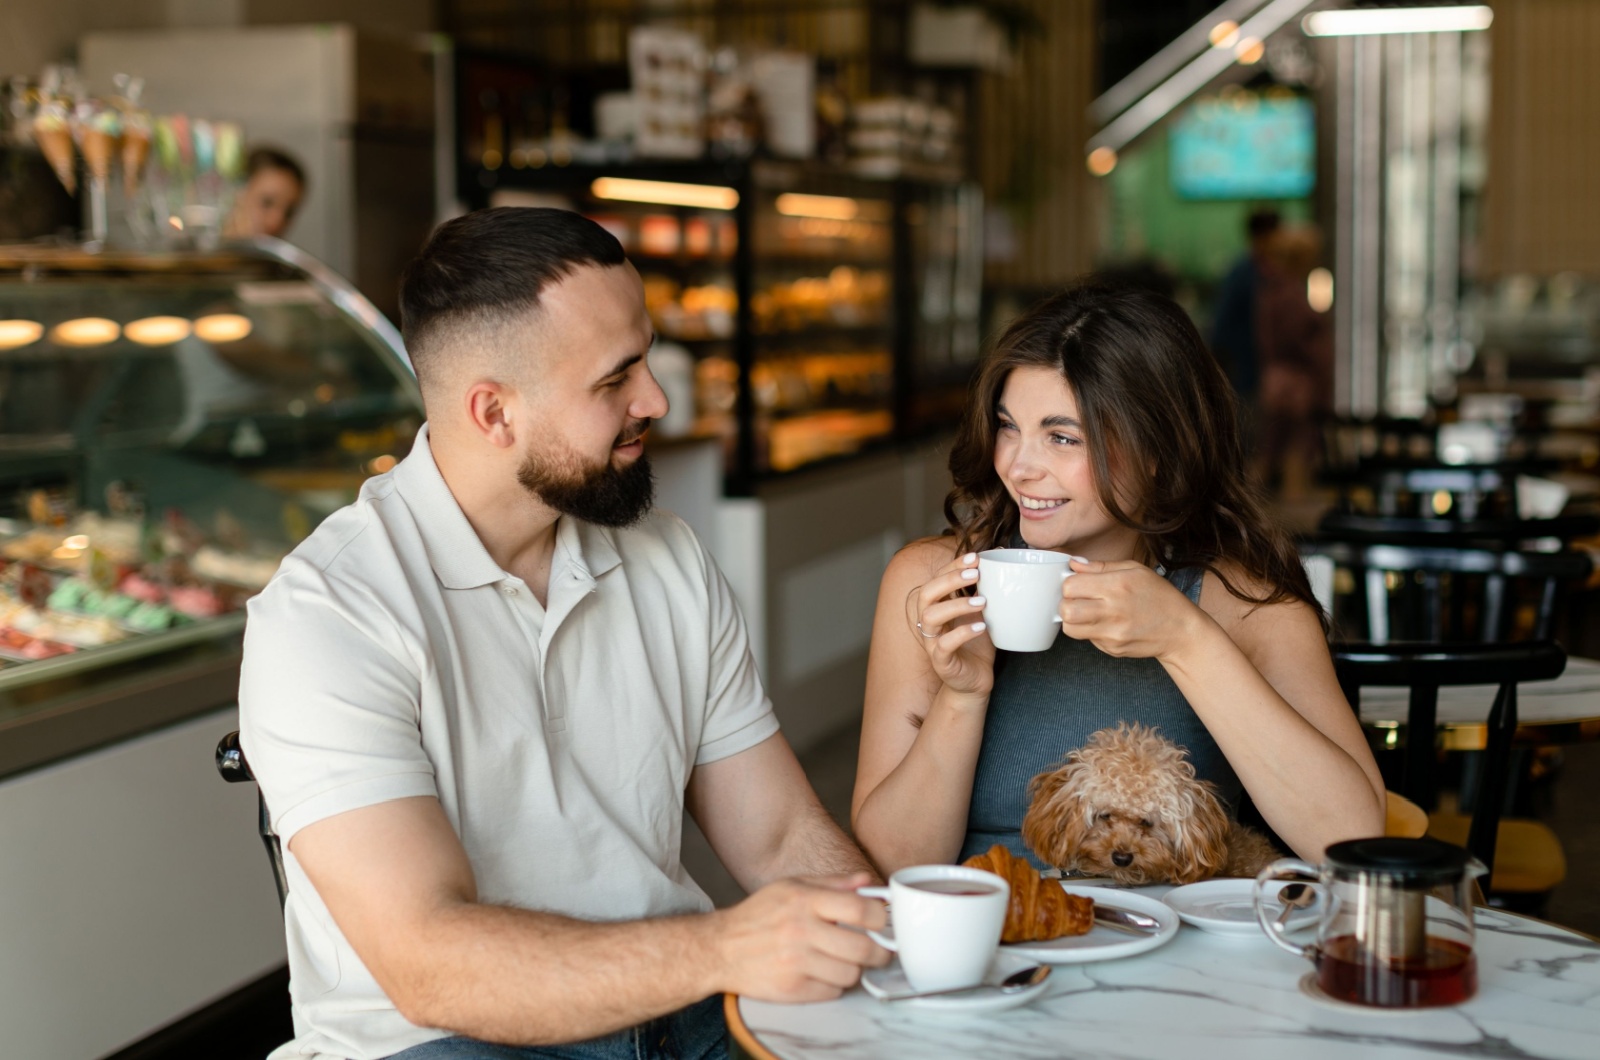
[1247,208,1281,240]
[399,207,627,390]
[245,146,306,189]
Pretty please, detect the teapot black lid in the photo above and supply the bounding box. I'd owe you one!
[1324,837,1473,885]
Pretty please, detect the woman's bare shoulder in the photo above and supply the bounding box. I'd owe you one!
[1197,559,1320,635]
[886,535,962,583]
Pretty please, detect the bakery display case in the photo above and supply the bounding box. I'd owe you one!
[472,159,980,490]
[0,238,421,776]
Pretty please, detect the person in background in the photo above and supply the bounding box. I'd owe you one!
[225,145,306,240]
[1210,208,1281,410]
[240,207,887,1060]
[1255,224,1334,499]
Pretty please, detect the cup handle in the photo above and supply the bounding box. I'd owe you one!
[1253,859,1321,959]
[856,885,897,952]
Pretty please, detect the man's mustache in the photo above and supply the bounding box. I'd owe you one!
[615,419,652,447]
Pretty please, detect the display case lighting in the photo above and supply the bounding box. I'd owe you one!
[590,178,739,211]
[194,313,253,343]
[124,316,193,346]
[1302,5,1492,37]
[775,193,860,221]
[0,320,43,350]
[50,317,121,347]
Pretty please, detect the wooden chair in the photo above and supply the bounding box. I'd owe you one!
[1334,642,1568,904]
[1385,791,1428,838]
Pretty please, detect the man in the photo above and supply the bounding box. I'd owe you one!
[1210,207,1280,406]
[226,146,306,240]
[239,207,888,1060]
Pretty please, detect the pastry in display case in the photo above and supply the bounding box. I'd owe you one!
[0,238,420,763]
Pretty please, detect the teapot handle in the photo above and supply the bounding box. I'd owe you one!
[1253,858,1322,960]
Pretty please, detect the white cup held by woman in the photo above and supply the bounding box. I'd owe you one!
[977,548,1079,652]
[857,865,1009,992]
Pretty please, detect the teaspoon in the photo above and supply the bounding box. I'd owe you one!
[877,963,1051,1003]
[1275,882,1316,928]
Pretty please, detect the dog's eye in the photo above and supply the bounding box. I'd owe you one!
[1096,811,1111,822]
[1139,818,1154,829]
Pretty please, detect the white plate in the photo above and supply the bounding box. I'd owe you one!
[861,949,1051,1013]
[1162,878,1319,938]
[1002,885,1180,964]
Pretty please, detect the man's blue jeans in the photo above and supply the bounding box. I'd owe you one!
[383,995,728,1060]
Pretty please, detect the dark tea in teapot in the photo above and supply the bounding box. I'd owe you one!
[1317,933,1478,1007]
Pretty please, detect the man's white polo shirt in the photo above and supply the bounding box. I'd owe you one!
[239,426,779,1060]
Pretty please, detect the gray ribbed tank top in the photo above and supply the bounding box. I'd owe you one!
[959,564,1243,866]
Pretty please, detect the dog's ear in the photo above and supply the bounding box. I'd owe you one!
[1023,761,1091,869]
[1168,778,1232,884]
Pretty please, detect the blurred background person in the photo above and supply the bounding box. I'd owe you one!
[1255,224,1333,499]
[1210,208,1281,415]
[225,145,306,240]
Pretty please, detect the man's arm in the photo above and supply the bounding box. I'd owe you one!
[686,731,878,889]
[291,794,887,1046]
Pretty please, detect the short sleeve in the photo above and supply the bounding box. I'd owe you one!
[238,561,437,846]
[695,546,780,765]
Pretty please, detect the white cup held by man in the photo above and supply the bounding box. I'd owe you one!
[977,548,1078,652]
[857,865,1009,992]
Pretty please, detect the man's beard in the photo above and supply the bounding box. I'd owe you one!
[516,422,655,528]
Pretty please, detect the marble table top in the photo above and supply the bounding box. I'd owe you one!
[735,893,1600,1060]
[1359,656,1600,730]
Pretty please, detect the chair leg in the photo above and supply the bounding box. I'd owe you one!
[1467,682,1517,873]
[1405,685,1440,811]
[258,792,288,909]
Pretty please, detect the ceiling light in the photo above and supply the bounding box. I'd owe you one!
[50,317,120,347]
[775,193,859,220]
[124,315,193,346]
[590,178,739,211]
[1209,20,1241,48]
[1303,5,1492,36]
[0,319,43,350]
[1235,37,1265,64]
[1087,147,1118,176]
[193,313,253,343]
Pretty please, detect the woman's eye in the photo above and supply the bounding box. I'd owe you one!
[1051,433,1081,447]
[997,420,1018,433]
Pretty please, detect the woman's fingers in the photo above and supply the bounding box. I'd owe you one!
[920,594,986,633]
[934,619,989,658]
[917,560,980,611]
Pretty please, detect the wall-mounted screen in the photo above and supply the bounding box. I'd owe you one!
[1170,94,1315,200]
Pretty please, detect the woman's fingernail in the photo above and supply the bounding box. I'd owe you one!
[961,568,979,580]
[970,596,986,606]
[964,553,977,564]
[972,622,986,632]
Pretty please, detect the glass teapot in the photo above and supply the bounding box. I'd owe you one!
[1253,837,1487,1008]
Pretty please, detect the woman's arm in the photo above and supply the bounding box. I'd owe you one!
[851,540,994,874]
[1059,560,1386,859]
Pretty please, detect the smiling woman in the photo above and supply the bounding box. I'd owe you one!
[851,282,1386,882]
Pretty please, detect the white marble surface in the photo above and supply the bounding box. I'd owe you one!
[1359,657,1600,728]
[737,896,1600,1060]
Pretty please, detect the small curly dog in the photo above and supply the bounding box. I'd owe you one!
[1021,723,1279,885]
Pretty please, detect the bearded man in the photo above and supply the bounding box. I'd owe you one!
[239,207,887,1060]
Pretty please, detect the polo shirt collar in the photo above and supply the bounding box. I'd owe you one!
[394,425,623,591]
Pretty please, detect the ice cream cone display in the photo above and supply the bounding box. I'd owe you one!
[33,110,76,195]
[215,122,243,180]
[121,121,151,196]
[76,106,123,185]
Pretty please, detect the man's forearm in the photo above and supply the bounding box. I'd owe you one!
[395,903,723,1045]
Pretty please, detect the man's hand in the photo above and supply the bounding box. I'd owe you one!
[709,873,889,1002]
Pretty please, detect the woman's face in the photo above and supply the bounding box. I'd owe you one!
[993,366,1141,559]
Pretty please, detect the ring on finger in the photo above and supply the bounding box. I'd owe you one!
[915,621,940,639]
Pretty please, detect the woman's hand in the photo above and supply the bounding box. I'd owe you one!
[904,552,996,698]
[1058,558,1204,661]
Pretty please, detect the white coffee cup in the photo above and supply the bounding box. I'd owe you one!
[857,865,1009,992]
[977,548,1080,652]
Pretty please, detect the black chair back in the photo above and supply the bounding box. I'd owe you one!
[1334,641,1566,875]
[217,731,288,909]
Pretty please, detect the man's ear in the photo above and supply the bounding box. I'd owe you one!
[464,381,518,448]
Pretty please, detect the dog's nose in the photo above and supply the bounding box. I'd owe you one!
[1111,851,1134,868]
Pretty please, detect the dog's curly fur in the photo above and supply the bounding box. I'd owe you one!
[1021,723,1280,885]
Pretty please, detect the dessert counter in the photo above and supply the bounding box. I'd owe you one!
[0,238,421,1057]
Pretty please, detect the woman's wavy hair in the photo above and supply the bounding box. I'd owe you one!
[945,282,1322,623]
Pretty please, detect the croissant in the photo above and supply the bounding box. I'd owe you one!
[963,844,1094,943]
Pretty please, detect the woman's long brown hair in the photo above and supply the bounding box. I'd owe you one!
[945,282,1322,622]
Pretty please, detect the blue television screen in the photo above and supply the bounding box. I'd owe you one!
[1170,95,1315,200]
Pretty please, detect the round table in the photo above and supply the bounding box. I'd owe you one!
[727,894,1600,1060]
[1358,655,1600,750]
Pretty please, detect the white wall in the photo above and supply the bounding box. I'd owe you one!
[0,707,285,1059]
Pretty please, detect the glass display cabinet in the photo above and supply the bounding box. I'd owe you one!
[470,159,980,490]
[0,238,421,776]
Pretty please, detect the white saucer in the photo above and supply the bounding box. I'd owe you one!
[1162,878,1319,938]
[1003,885,1181,964]
[861,950,1051,1013]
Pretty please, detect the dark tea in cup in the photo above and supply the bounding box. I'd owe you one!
[1317,934,1478,1008]
[909,880,1002,897]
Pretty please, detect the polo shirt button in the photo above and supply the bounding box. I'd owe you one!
[501,585,518,596]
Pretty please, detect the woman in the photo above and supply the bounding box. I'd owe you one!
[851,284,1384,875]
